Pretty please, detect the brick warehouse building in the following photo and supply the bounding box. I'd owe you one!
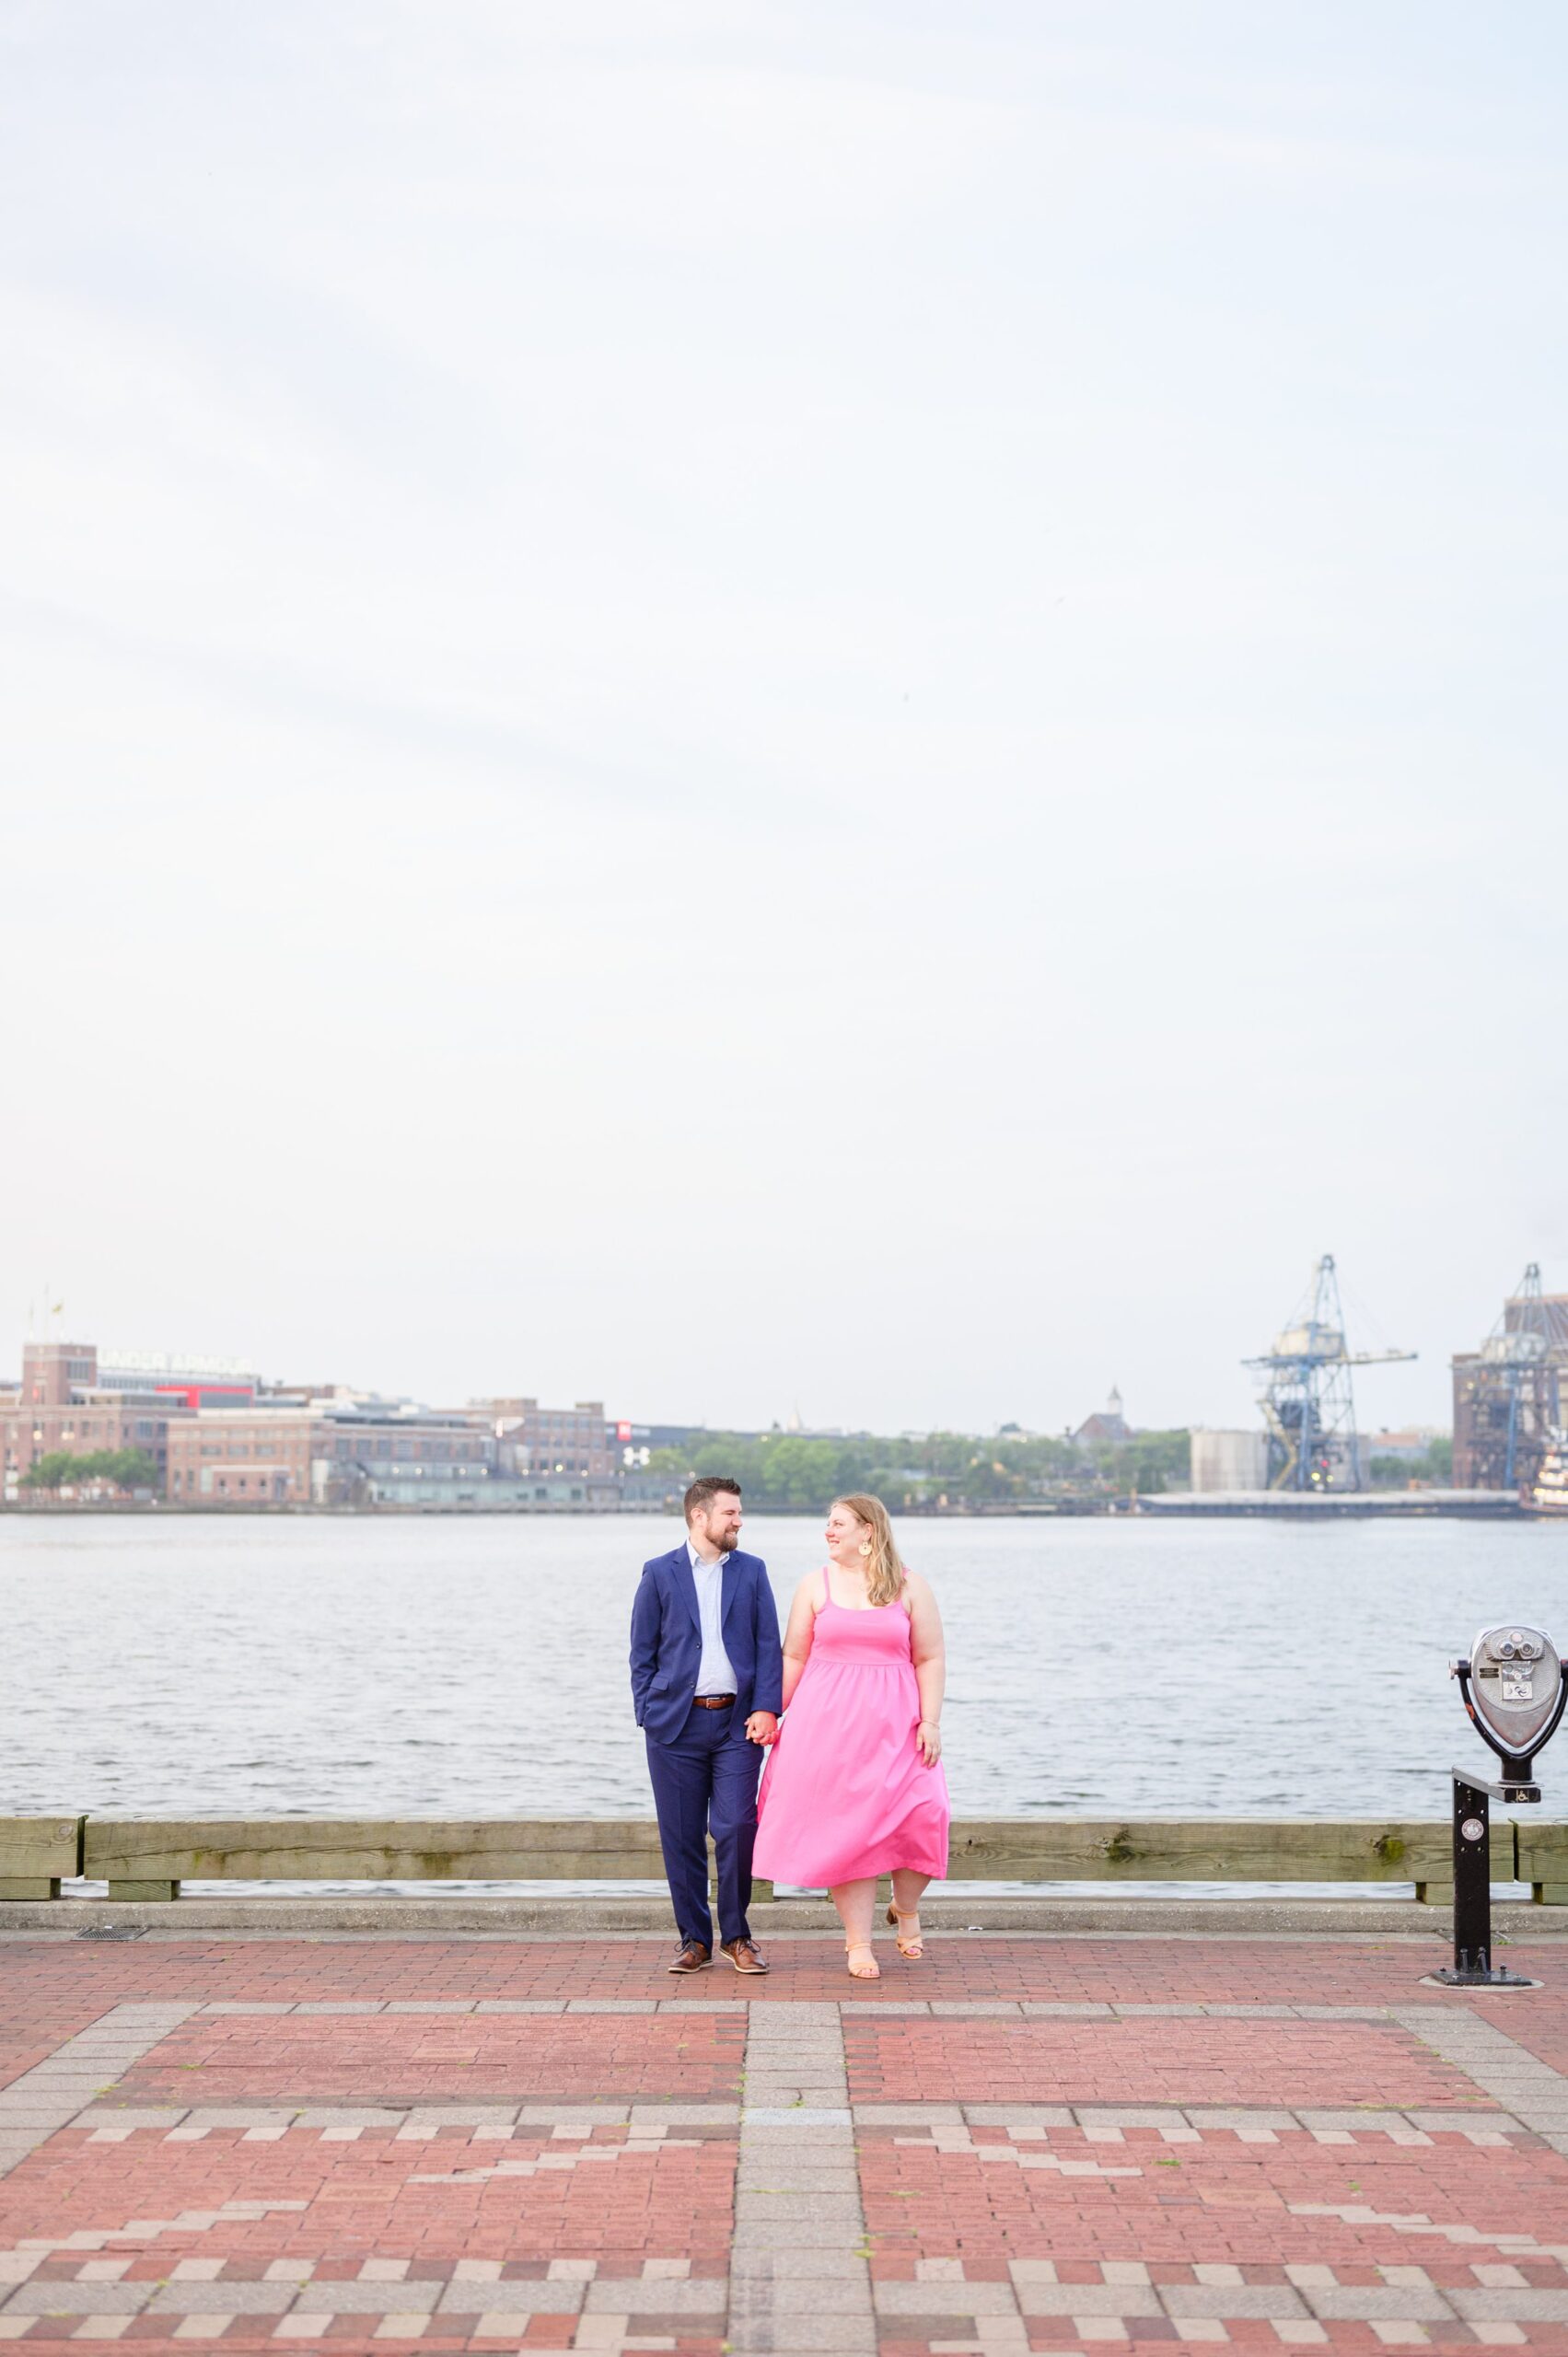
[486,1398,616,1483]
[1452,1268,1568,1492]
[5,1341,630,1509]
[0,1340,232,1495]
[166,1401,496,1506]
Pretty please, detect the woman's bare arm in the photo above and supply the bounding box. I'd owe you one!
[905,1573,947,1762]
[779,1575,820,1709]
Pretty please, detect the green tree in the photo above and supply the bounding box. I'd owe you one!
[1367,1438,1452,1489]
[20,1451,79,1491]
[20,1448,158,1493]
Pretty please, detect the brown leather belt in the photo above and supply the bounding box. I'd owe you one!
[691,1694,736,1710]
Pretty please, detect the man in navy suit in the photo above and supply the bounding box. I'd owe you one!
[630,1477,784,1973]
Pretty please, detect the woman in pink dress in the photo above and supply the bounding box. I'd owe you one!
[753,1493,948,1980]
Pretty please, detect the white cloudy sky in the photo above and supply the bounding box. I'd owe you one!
[3,1,1565,1435]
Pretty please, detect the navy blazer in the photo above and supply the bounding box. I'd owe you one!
[629,1544,784,1747]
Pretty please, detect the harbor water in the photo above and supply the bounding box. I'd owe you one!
[4,1513,1567,1860]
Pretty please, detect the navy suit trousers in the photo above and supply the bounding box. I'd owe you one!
[645,1703,761,1951]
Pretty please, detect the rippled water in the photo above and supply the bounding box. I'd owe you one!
[3,1510,1567,1831]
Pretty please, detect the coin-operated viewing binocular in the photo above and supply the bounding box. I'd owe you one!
[1437,1624,1568,1988]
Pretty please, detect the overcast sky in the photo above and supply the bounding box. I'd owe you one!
[3,2,1565,1437]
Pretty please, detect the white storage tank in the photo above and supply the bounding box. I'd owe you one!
[1190,1428,1271,1492]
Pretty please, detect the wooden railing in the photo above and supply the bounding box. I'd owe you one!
[3,1815,1566,1904]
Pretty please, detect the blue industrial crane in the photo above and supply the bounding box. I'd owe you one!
[1244,1254,1416,1492]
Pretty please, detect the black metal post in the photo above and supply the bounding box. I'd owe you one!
[1431,1769,1538,1989]
[1451,1775,1492,1977]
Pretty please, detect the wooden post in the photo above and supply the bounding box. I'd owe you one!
[0,1817,84,1900]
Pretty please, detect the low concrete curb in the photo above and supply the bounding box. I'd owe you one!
[0,1894,1563,1935]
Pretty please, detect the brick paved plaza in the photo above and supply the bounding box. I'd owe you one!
[2,1931,1568,2354]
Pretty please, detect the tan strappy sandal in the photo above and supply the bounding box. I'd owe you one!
[887,1905,924,1959]
[845,1938,881,1980]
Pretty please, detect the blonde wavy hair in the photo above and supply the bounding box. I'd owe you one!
[835,1492,907,1608]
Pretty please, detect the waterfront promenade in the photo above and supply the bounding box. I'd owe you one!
[2,1931,1568,2351]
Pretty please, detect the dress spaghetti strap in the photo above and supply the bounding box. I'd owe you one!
[821,1564,830,1608]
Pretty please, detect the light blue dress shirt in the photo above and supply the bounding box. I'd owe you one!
[688,1538,738,1696]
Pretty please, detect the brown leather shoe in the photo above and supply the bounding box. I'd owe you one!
[667,1941,712,1974]
[720,1937,770,1975]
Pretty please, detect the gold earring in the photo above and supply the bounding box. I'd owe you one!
[858,1540,872,1557]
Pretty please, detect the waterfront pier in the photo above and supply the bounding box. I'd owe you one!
[4,1817,1568,2349]
[1,1922,1567,2351]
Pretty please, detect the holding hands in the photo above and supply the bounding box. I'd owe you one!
[746,1711,780,1746]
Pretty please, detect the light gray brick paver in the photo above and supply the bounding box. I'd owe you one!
[1162,2286,1309,2320]
[738,2164,862,2193]
[1407,2110,1524,2132]
[656,1998,749,2014]
[769,2281,876,2316]
[4,2283,149,2316]
[745,2088,849,2111]
[735,2193,865,2223]
[583,2281,726,2313]
[630,2103,739,2128]
[1293,2109,1409,2131]
[0,2003,202,2181]
[743,2107,852,2129]
[1450,2291,1568,2323]
[732,2252,868,2282]
[729,2004,874,2357]
[740,2133,857,2160]
[874,2283,1023,2316]
[1016,2285,1165,2317]
[294,2281,446,2314]
[928,2002,1023,2016]
[147,2283,299,2316]
[731,2223,851,2254]
[742,2321,881,2351]
[436,2282,587,2315]
[1302,2289,1457,2322]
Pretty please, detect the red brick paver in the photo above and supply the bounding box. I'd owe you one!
[118,2013,743,2103]
[845,2017,1478,2106]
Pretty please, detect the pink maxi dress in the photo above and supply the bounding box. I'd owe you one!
[753,1569,950,1887]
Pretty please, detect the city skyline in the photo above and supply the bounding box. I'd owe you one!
[2,1261,1551,1442]
[4,6,1565,1438]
